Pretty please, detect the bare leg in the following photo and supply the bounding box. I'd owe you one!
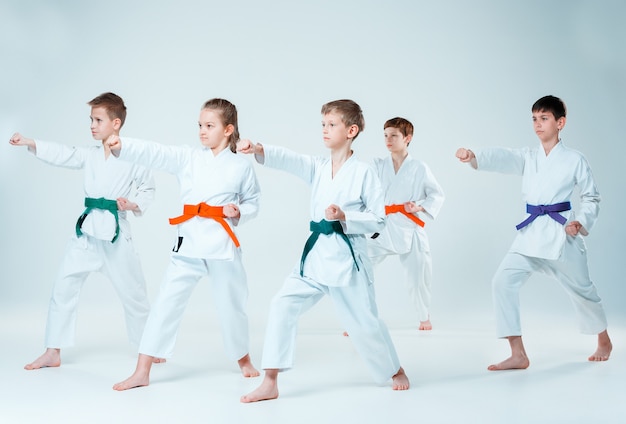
[392,367,410,390]
[588,330,612,362]
[112,353,154,391]
[24,348,61,370]
[238,353,260,378]
[418,319,432,331]
[240,369,279,403]
[488,336,530,371]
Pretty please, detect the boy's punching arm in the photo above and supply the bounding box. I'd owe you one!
[247,142,317,185]
[465,147,525,175]
[11,133,85,169]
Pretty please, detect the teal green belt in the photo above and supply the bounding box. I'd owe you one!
[75,197,120,243]
[300,219,359,277]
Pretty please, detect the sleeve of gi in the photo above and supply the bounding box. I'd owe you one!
[475,146,526,176]
[129,165,156,217]
[33,139,87,169]
[234,160,261,226]
[574,155,601,234]
[343,165,385,235]
[262,144,318,185]
[119,137,189,175]
[419,163,445,220]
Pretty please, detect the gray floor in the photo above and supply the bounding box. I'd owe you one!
[2,303,624,424]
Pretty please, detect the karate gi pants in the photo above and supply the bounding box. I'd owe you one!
[45,234,150,348]
[369,233,432,322]
[492,235,608,338]
[138,253,250,360]
[261,269,401,384]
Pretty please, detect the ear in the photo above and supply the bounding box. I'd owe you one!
[347,124,359,139]
[113,118,122,131]
[405,134,413,145]
[557,116,566,130]
[224,124,235,137]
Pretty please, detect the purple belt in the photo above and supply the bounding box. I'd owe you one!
[515,201,571,230]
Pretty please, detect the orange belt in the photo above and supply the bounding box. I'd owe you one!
[385,204,425,227]
[169,203,240,247]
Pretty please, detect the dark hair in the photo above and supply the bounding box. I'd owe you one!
[88,92,127,127]
[532,95,566,120]
[384,117,414,137]
[321,99,365,140]
[202,98,239,153]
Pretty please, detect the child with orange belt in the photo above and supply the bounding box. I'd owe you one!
[110,98,261,390]
[368,117,444,330]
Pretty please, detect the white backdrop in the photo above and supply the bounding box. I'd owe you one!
[1,1,624,338]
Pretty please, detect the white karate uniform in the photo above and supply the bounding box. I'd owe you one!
[259,144,401,384]
[32,139,155,348]
[475,142,607,337]
[368,155,445,322]
[119,138,260,360]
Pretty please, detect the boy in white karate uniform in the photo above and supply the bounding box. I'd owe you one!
[369,117,444,330]
[456,95,612,370]
[111,98,260,390]
[239,99,409,403]
[10,92,155,370]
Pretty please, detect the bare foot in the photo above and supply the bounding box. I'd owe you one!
[24,348,61,370]
[342,331,349,337]
[487,355,530,371]
[238,354,260,378]
[419,320,432,331]
[113,354,153,391]
[240,371,279,403]
[392,367,410,390]
[112,371,149,391]
[588,330,612,362]
[152,358,167,364]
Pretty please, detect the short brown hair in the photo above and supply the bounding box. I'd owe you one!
[87,92,127,127]
[321,99,365,140]
[384,117,414,138]
[202,98,239,153]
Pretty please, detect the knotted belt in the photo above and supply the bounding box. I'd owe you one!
[169,202,240,248]
[76,197,120,243]
[385,204,425,227]
[515,201,571,230]
[300,219,359,276]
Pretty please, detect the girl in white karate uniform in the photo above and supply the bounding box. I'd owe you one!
[368,117,444,330]
[111,98,261,391]
[456,95,611,371]
[240,99,409,403]
[10,92,155,371]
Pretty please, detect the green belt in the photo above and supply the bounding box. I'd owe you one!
[300,219,359,277]
[76,197,120,243]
